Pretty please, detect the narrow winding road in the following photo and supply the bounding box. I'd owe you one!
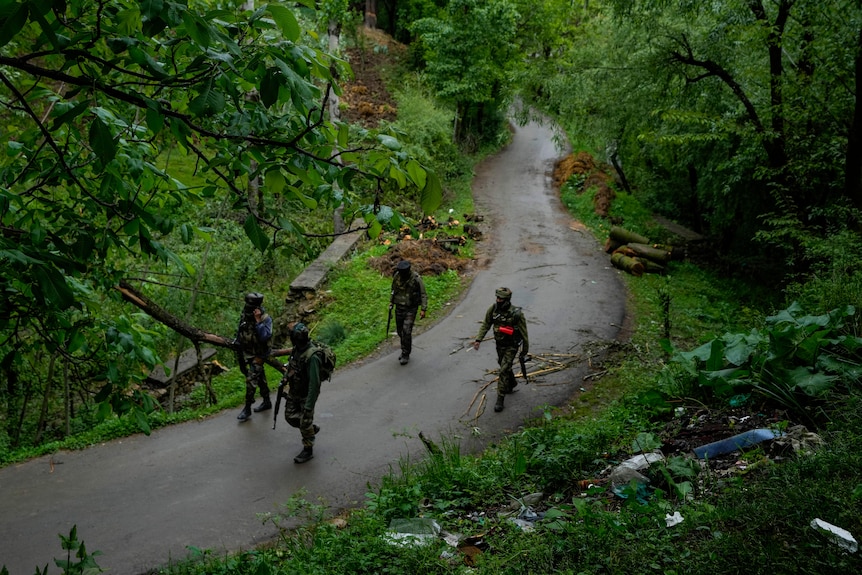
[0,118,626,575]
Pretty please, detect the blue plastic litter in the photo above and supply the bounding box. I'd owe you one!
[693,428,782,459]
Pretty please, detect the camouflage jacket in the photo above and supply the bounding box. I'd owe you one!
[475,303,529,354]
[390,270,428,310]
[284,345,322,411]
[235,312,272,358]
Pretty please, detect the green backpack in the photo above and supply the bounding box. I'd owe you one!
[301,340,337,381]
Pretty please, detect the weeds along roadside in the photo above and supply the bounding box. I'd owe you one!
[209,176,860,574]
[34,155,862,573]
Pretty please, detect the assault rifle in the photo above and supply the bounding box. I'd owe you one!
[519,353,531,384]
[270,348,293,430]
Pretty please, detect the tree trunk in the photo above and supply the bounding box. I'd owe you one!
[116,280,285,373]
[34,352,57,444]
[609,226,649,245]
[611,251,645,276]
[635,257,667,275]
[116,281,236,349]
[329,19,346,234]
[844,24,862,211]
[627,242,673,264]
[365,0,377,28]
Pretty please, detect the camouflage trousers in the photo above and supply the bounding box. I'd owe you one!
[395,305,418,357]
[244,359,270,404]
[284,390,317,448]
[496,345,519,396]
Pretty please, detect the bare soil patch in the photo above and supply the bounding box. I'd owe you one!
[368,239,473,276]
[340,28,405,128]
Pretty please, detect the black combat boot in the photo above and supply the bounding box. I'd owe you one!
[253,397,272,412]
[494,394,505,412]
[237,404,252,421]
[294,447,314,464]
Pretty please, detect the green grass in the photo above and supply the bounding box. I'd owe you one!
[10,112,862,575]
[23,159,862,575]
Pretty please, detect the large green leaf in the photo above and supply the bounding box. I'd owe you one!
[420,170,443,215]
[260,68,282,109]
[0,2,28,49]
[182,11,211,48]
[33,265,77,310]
[88,117,117,165]
[243,214,270,252]
[787,367,838,397]
[268,4,300,42]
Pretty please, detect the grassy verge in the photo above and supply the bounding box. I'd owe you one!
[120,155,862,574]
[146,173,861,575]
[12,143,862,574]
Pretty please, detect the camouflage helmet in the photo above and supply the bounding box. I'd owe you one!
[244,292,264,310]
[495,287,513,300]
[290,322,310,348]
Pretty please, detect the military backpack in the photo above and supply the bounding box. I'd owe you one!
[299,340,337,382]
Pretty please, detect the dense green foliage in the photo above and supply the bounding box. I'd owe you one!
[3,0,862,573]
[23,150,862,575]
[0,0,445,451]
[521,0,862,277]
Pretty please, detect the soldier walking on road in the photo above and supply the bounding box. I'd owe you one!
[390,260,427,365]
[472,287,529,413]
[235,292,273,421]
[280,323,323,463]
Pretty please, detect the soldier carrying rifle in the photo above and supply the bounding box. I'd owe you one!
[273,323,328,464]
[472,287,529,413]
[234,292,273,421]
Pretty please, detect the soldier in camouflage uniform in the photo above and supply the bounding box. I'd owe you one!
[389,260,427,365]
[472,287,529,413]
[235,292,273,421]
[281,323,321,464]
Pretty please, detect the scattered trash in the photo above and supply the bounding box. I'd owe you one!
[521,492,544,506]
[619,451,664,471]
[611,480,651,504]
[770,425,824,456]
[384,518,441,547]
[576,478,607,489]
[810,518,858,553]
[609,464,650,490]
[665,512,684,527]
[507,517,536,532]
[693,428,783,459]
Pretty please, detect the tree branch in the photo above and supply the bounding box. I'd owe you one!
[116,280,237,350]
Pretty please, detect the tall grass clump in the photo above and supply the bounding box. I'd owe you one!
[392,78,470,182]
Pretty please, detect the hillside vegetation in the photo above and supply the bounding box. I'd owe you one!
[2,1,861,574]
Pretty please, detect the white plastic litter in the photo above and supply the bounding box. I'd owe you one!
[665,512,684,527]
[384,518,441,547]
[620,452,664,471]
[810,518,858,553]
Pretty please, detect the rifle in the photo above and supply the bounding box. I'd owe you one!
[273,368,293,430]
[386,298,394,338]
[519,353,531,384]
[236,349,248,376]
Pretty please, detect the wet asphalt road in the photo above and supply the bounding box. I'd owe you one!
[0,117,626,575]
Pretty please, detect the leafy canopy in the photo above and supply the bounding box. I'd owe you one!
[0,0,440,419]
